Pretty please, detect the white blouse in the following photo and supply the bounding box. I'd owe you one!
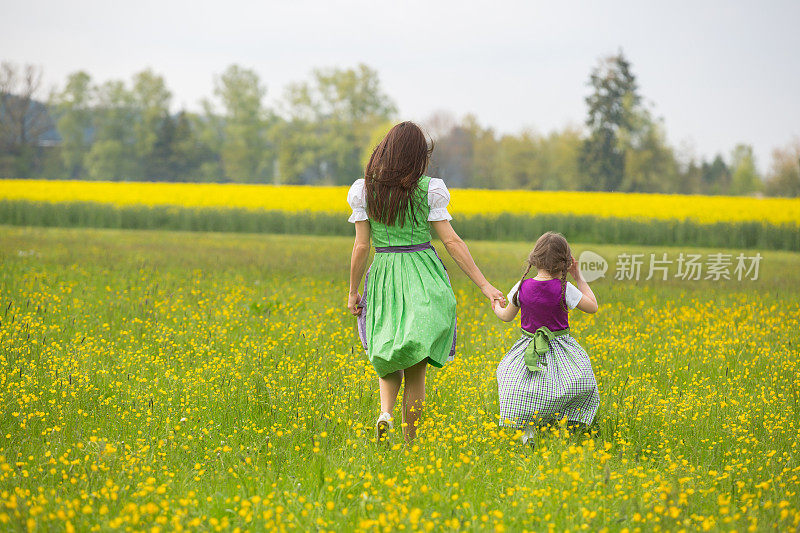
[347,178,453,223]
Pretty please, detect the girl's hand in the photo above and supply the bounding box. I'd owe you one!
[492,292,520,322]
[568,255,581,280]
[481,284,506,307]
[347,292,362,316]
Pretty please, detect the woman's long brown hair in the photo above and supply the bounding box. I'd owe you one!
[364,121,433,227]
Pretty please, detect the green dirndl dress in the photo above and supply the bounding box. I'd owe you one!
[351,176,458,378]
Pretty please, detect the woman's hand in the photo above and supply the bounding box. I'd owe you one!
[481,283,506,307]
[347,292,362,316]
[348,221,371,317]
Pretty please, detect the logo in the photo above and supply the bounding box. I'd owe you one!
[578,250,608,282]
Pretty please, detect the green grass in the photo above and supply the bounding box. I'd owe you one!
[1,226,799,531]
[2,199,799,251]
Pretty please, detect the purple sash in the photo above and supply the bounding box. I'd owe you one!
[374,242,434,254]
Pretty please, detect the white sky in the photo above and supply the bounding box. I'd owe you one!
[2,0,799,171]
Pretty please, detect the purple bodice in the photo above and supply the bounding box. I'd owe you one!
[518,278,569,333]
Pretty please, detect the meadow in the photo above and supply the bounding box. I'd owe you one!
[1,226,799,531]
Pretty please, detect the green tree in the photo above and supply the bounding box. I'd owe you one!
[461,115,498,189]
[676,160,703,195]
[536,127,583,190]
[579,52,640,191]
[89,80,136,179]
[273,119,322,185]
[0,62,51,178]
[207,65,272,182]
[495,131,540,189]
[425,111,474,187]
[673,142,703,194]
[700,155,731,195]
[618,108,678,193]
[85,139,128,180]
[54,71,93,178]
[131,69,172,178]
[194,104,225,181]
[765,139,800,197]
[279,64,395,184]
[361,120,395,169]
[150,111,216,181]
[730,144,761,195]
[433,116,581,191]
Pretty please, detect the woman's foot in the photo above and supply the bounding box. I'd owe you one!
[376,412,393,442]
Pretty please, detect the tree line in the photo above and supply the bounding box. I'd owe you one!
[0,54,798,196]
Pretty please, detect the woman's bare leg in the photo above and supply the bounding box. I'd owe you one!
[379,370,403,414]
[402,359,428,442]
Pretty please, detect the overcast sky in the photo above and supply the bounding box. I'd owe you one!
[3,0,799,171]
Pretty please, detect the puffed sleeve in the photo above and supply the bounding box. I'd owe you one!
[347,179,368,223]
[565,281,583,310]
[506,280,522,307]
[427,178,452,221]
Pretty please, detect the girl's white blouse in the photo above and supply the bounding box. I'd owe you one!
[347,178,453,223]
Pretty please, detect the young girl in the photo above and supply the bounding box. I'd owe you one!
[492,232,600,438]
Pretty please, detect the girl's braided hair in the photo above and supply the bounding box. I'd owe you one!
[512,231,572,312]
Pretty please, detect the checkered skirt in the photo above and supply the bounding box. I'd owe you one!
[496,333,599,428]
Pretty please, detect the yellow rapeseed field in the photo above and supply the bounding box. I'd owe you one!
[2,179,799,225]
[1,228,799,531]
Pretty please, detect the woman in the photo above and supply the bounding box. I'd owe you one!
[347,121,505,442]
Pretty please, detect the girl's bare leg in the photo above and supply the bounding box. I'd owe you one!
[402,359,428,442]
[379,370,403,414]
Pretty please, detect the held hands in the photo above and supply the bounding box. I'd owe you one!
[481,283,506,309]
[490,285,518,322]
[347,292,362,316]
